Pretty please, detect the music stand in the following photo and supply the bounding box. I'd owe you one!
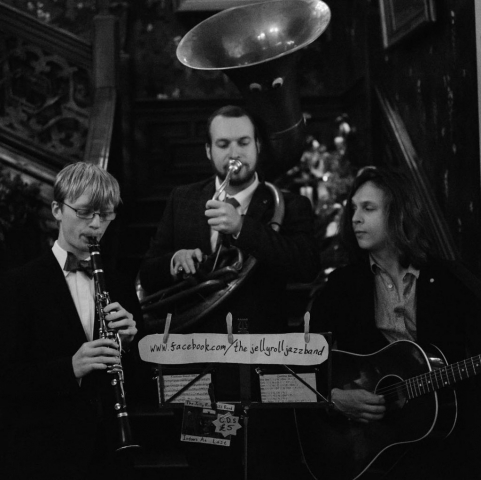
[152,332,333,480]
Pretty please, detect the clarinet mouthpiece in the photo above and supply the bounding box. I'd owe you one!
[87,236,100,247]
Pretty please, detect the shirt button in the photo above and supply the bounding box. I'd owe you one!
[388,284,393,289]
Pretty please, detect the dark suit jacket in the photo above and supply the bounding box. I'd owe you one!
[310,257,481,479]
[311,257,481,362]
[0,250,141,479]
[139,177,320,334]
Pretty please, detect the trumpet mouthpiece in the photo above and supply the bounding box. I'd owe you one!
[228,159,242,173]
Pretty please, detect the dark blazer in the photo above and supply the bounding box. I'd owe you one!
[310,257,481,479]
[0,250,141,479]
[139,177,320,334]
[311,257,481,362]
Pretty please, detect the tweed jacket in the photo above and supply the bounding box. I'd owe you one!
[139,176,320,333]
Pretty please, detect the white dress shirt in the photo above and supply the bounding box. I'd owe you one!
[52,241,95,341]
[210,173,259,252]
[170,174,260,275]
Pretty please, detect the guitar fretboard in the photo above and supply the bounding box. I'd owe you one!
[405,354,481,399]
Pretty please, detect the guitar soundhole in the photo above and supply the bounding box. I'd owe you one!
[376,375,407,417]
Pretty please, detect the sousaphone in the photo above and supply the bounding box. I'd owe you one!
[137,0,331,333]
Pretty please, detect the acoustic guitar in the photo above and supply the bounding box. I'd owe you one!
[296,340,481,480]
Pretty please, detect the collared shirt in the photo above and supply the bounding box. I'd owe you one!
[52,241,95,341]
[210,173,259,252]
[370,256,420,343]
[169,174,260,275]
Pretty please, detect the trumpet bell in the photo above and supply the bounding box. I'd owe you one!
[176,0,331,178]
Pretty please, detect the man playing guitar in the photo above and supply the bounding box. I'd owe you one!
[308,167,481,480]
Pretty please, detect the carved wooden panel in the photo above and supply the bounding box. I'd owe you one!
[0,33,92,162]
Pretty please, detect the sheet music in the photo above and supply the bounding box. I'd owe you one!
[259,373,317,403]
[161,373,212,404]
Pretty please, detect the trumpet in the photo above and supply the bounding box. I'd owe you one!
[177,159,242,276]
[213,159,242,201]
[88,237,139,452]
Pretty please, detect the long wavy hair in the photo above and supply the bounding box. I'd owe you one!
[340,166,432,268]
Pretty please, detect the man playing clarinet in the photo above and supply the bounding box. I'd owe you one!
[0,162,140,480]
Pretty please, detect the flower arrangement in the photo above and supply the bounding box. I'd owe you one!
[276,114,358,272]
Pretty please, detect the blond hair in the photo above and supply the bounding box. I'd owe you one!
[53,162,121,209]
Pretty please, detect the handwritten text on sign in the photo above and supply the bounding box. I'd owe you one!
[139,333,328,366]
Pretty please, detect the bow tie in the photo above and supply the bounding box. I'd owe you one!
[64,252,93,278]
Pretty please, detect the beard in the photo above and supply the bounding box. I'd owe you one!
[210,159,257,189]
[228,168,256,186]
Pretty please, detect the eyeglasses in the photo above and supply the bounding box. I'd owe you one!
[60,202,117,222]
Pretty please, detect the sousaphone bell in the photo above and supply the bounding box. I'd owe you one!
[137,0,331,333]
[176,0,331,178]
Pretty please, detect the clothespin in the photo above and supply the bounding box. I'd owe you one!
[163,313,172,344]
[226,312,233,344]
[304,311,310,343]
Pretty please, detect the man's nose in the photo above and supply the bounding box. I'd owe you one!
[228,143,240,159]
[88,213,102,227]
[352,209,362,223]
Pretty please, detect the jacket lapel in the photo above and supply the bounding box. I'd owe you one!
[354,264,388,352]
[197,180,216,252]
[245,182,272,222]
[193,180,271,252]
[39,251,90,345]
[415,262,438,342]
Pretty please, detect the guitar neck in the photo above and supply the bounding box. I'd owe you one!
[406,354,481,399]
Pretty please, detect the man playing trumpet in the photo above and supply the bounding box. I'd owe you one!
[139,104,320,335]
[138,104,320,480]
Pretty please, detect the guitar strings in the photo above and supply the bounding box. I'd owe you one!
[369,355,481,400]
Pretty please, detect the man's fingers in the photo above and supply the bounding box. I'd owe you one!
[193,249,203,263]
[89,338,118,348]
[93,355,121,364]
[175,249,204,275]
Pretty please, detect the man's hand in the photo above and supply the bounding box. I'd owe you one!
[104,302,137,348]
[172,248,204,276]
[72,338,120,379]
[331,388,386,423]
[205,199,243,236]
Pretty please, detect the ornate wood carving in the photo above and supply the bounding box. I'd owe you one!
[0,33,91,162]
[0,3,92,68]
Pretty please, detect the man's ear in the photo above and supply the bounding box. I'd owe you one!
[51,201,62,221]
[256,139,261,153]
[205,143,212,160]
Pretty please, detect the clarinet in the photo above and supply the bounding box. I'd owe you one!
[88,237,139,452]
